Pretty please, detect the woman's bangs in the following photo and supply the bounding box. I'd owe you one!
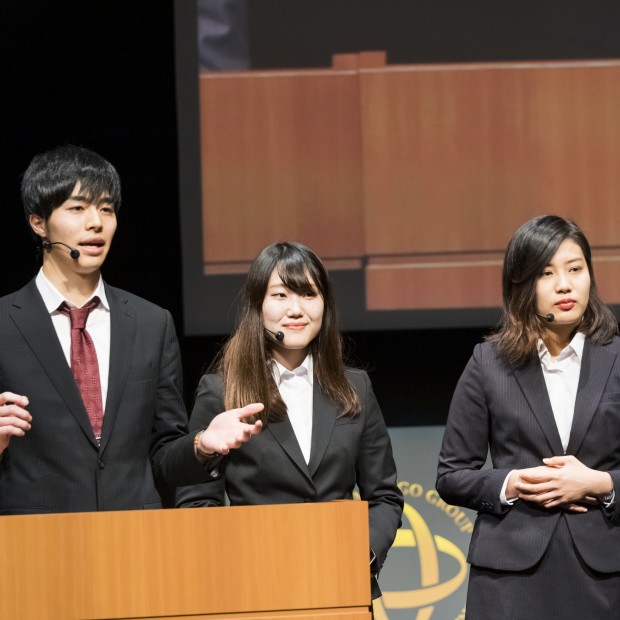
[277,259,318,295]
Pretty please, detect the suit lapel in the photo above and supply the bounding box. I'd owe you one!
[566,340,616,455]
[267,414,312,483]
[99,284,136,451]
[308,381,337,477]
[513,354,565,455]
[9,280,97,446]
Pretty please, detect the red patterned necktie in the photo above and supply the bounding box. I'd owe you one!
[59,297,104,443]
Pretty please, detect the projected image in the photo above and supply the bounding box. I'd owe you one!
[178,1,620,335]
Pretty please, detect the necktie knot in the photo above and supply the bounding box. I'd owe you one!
[60,297,100,331]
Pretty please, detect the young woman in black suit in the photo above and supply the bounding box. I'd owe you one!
[437,215,620,619]
[177,241,403,597]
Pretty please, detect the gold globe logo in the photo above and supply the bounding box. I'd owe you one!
[374,501,468,620]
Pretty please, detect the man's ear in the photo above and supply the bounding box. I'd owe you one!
[29,214,47,238]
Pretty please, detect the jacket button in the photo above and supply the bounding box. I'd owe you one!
[97,459,105,469]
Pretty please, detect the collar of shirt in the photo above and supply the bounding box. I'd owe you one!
[537,330,585,370]
[272,354,314,387]
[35,268,110,313]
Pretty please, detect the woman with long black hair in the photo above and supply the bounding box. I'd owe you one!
[177,241,403,597]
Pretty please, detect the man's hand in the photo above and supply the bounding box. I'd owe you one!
[0,392,31,454]
[198,403,264,457]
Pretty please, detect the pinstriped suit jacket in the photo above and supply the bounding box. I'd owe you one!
[437,338,620,573]
[0,279,213,514]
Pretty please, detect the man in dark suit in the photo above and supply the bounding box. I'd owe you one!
[0,145,262,514]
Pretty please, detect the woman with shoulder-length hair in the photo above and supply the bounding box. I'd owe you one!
[177,241,403,598]
[437,215,620,618]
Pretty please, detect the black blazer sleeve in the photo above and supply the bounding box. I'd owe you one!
[349,369,404,573]
[436,344,513,515]
[133,308,220,490]
[175,374,227,507]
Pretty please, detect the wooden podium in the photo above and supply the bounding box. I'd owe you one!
[0,501,371,620]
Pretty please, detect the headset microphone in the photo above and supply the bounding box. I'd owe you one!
[265,328,285,342]
[537,313,555,323]
[43,240,81,260]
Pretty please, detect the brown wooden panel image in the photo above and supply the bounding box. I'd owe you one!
[200,68,364,273]
[199,57,620,309]
[359,59,620,308]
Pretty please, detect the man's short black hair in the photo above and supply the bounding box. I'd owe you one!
[21,145,121,221]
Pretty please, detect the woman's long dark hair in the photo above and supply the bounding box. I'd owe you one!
[210,242,360,423]
[487,215,618,366]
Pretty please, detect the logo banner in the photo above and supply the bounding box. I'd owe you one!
[376,426,475,620]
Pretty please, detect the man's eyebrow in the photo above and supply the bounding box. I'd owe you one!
[68,194,114,205]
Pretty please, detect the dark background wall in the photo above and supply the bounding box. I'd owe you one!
[247,0,620,69]
[2,1,619,427]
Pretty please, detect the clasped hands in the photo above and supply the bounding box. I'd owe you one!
[507,455,613,513]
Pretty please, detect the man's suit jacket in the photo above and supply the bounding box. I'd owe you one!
[437,338,620,573]
[176,369,403,582]
[0,279,213,514]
